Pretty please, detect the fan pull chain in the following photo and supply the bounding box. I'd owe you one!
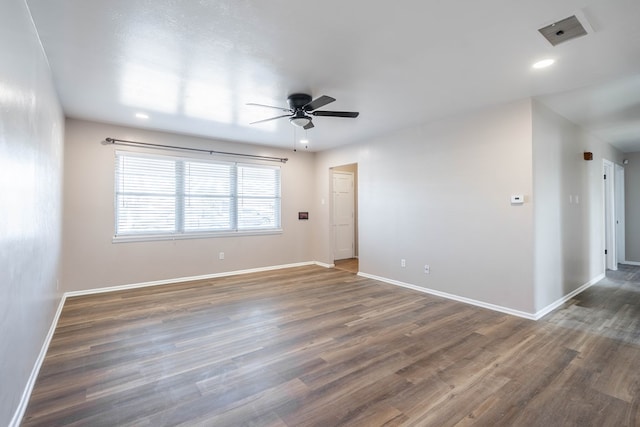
[292,127,297,152]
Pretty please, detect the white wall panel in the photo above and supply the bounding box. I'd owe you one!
[315,100,536,313]
[0,0,64,424]
[532,101,623,311]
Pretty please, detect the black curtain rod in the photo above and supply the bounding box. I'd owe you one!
[103,137,288,163]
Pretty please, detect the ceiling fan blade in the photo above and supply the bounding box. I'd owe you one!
[311,110,359,118]
[249,114,291,125]
[246,103,291,113]
[303,121,315,130]
[303,95,336,111]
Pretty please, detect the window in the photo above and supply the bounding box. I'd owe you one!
[114,151,281,240]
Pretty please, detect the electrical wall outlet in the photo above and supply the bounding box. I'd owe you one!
[219,252,225,260]
[401,259,406,268]
[424,264,430,274]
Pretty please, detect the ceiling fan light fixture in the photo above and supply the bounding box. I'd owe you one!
[290,116,311,127]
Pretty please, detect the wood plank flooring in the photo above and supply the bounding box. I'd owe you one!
[334,258,359,274]
[21,265,640,426]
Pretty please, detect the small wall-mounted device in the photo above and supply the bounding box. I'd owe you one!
[584,152,593,161]
[510,195,524,204]
[298,212,309,220]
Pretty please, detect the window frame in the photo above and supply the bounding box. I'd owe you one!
[113,150,282,243]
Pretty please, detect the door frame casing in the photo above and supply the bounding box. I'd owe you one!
[603,159,617,271]
[330,166,357,262]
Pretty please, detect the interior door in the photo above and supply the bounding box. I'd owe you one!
[615,164,625,264]
[604,160,617,270]
[332,171,354,261]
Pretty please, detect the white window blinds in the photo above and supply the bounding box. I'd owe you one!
[115,151,281,238]
[237,164,281,230]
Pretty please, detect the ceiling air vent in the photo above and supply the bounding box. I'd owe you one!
[538,15,588,46]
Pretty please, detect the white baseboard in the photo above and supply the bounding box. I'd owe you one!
[357,272,537,320]
[316,261,335,269]
[621,260,640,266]
[10,294,67,427]
[533,273,605,320]
[65,261,322,297]
[357,272,607,321]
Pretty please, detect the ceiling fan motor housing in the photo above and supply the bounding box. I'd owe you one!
[287,93,312,111]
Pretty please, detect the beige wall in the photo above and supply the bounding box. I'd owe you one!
[624,152,640,262]
[0,0,64,424]
[315,100,536,313]
[62,119,316,292]
[532,101,623,312]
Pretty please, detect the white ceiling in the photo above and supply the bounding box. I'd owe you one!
[26,0,640,152]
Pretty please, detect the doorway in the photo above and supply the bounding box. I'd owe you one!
[615,163,626,264]
[331,164,358,265]
[603,159,618,271]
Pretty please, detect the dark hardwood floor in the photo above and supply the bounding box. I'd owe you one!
[22,264,640,426]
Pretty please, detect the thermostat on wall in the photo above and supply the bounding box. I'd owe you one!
[510,195,524,204]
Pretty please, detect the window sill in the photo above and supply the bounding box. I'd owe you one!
[112,228,283,243]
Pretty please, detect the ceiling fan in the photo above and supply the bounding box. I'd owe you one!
[248,93,359,130]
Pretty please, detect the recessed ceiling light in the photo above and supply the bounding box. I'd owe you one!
[135,112,149,119]
[532,59,555,69]
[300,139,309,145]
